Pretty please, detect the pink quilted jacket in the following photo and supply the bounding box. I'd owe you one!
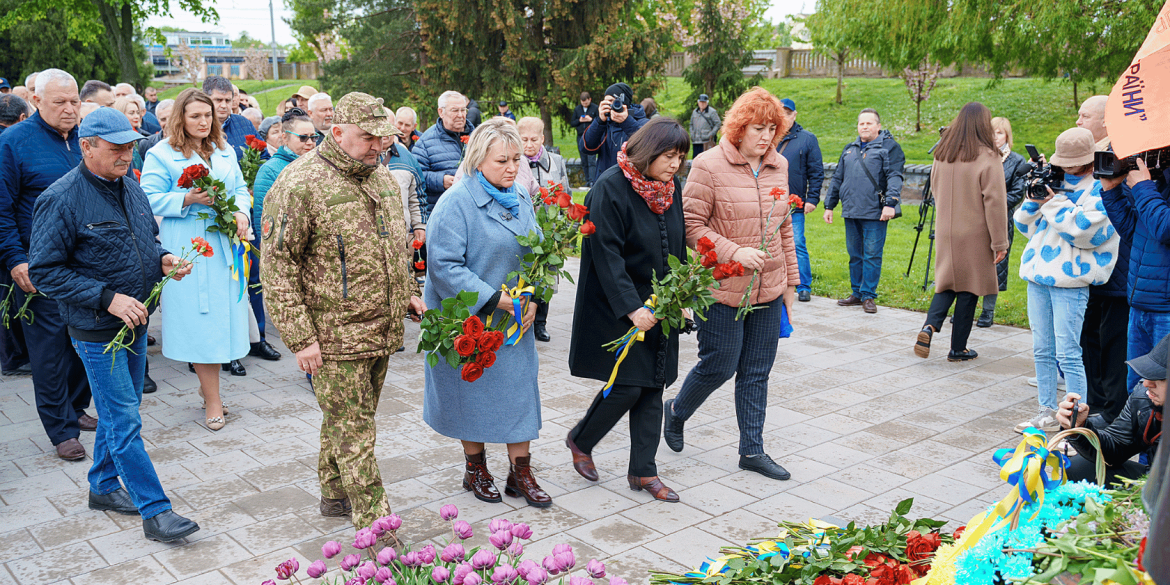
[683,138,800,307]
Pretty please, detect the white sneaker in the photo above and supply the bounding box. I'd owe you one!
[1027,376,1066,390]
[1015,408,1061,433]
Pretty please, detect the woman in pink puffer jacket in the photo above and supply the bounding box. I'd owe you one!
[663,87,800,482]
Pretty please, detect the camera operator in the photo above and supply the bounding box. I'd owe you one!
[1056,332,1165,485]
[1100,153,1170,403]
[581,82,649,176]
[1013,128,1119,435]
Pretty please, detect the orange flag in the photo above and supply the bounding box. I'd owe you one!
[1105,0,1170,158]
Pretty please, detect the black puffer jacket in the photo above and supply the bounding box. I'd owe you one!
[996,151,1028,290]
[1071,389,1162,470]
[28,163,169,342]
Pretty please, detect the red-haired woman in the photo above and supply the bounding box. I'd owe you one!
[664,87,799,481]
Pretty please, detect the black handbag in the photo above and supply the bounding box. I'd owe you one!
[857,151,902,219]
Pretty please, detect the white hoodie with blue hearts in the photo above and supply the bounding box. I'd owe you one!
[1013,173,1119,288]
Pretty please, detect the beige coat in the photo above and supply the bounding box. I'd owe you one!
[931,149,1010,297]
[683,138,799,307]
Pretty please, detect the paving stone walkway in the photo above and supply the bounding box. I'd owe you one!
[0,258,1040,585]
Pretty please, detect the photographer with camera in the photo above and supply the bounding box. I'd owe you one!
[581,82,649,176]
[1055,332,1165,485]
[1013,127,1119,434]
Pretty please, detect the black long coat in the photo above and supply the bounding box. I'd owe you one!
[568,166,686,389]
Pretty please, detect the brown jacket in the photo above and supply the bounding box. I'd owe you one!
[931,149,1009,297]
[683,138,800,307]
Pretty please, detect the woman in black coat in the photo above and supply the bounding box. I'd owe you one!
[975,116,1027,327]
[566,118,691,503]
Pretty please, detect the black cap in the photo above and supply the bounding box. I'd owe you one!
[498,100,507,107]
[1128,333,1170,381]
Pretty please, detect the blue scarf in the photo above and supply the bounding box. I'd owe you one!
[477,171,520,217]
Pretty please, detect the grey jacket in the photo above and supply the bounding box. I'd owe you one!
[824,130,905,220]
[690,106,721,144]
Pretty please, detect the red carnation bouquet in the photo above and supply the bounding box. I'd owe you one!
[696,236,745,281]
[417,290,505,382]
[734,187,802,320]
[177,164,242,243]
[241,135,266,190]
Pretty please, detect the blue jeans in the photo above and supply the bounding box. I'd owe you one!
[72,336,171,519]
[1026,283,1089,410]
[1127,307,1170,392]
[577,136,597,185]
[790,211,812,292]
[843,218,888,300]
[672,301,782,455]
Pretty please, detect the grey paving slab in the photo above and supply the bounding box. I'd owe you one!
[0,257,1044,584]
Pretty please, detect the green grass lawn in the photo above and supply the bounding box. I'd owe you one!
[155,79,320,118]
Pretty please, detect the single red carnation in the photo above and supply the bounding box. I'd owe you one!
[414,260,426,270]
[191,237,214,257]
[952,526,966,540]
[461,361,483,382]
[539,187,549,199]
[463,316,484,337]
[475,351,496,368]
[696,236,715,255]
[789,194,804,207]
[453,335,477,357]
[579,220,596,235]
[460,135,470,144]
[1137,536,1147,572]
[412,239,424,250]
[770,186,785,200]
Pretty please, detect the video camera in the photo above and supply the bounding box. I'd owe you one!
[1093,148,1170,179]
[1022,144,1071,200]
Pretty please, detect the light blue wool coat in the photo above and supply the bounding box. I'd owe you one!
[141,140,251,364]
[422,176,542,444]
[1013,173,1119,288]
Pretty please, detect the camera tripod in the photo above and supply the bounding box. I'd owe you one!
[905,176,935,291]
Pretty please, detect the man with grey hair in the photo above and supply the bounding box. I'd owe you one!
[80,80,115,107]
[25,72,38,95]
[113,83,134,99]
[202,76,264,165]
[395,106,421,151]
[308,92,334,145]
[137,99,174,159]
[242,107,263,132]
[0,68,96,461]
[414,90,473,219]
[0,94,29,137]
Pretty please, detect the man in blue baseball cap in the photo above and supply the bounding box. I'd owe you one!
[28,107,201,543]
[0,78,11,93]
[776,98,824,303]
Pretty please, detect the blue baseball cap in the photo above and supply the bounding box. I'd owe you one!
[79,107,143,145]
[0,78,10,90]
[781,98,796,111]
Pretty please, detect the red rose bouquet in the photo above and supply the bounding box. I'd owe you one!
[417,290,505,382]
[240,135,266,190]
[177,164,241,243]
[735,187,802,320]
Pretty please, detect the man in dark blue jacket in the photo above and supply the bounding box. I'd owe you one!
[570,92,600,186]
[0,68,96,461]
[823,109,904,314]
[1100,158,1170,396]
[582,82,648,176]
[29,107,200,542]
[415,90,474,220]
[777,98,824,303]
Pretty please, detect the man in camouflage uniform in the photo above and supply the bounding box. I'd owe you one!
[261,92,425,530]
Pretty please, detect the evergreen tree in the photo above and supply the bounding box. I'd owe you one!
[679,0,764,109]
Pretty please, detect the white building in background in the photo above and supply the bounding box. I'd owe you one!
[145,30,288,80]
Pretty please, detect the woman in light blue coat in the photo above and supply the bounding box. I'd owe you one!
[423,118,550,508]
[141,89,251,431]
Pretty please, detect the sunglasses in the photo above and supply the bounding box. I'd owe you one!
[286,130,315,143]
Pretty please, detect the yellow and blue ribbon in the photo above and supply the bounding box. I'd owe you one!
[602,296,657,397]
[486,277,535,346]
[230,238,254,302]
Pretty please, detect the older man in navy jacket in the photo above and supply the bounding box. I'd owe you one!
[415,90,475,220]
[29,107,200,542]
[777,98,824,303]
[0,68,95,461]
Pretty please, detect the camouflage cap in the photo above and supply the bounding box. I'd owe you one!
[334,92,400,137]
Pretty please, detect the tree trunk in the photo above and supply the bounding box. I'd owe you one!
[540,100,554,156]
[92,0,139,84]
[835,51,846,105]
[916,99,922,132]
[1072,81,1079,109]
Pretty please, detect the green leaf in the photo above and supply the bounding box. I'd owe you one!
[894,498,914,516]
[427,353,439,368]
[445,351,460,368]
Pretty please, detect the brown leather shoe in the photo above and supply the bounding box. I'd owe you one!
[319,496,351,517]
[505,456,552,508]
[863,298,877,313]
[565,431,598,481]
[837,294,863,307]
[78,414,98,432]
[56,438,86,461]
[462,451,501,503]
[627,474,679,503]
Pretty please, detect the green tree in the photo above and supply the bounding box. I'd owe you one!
[803,0,875,105]
[412,0,675,146]
[233,31,268,49]
[0,0,123,84]
[678,0,765,108]
[0,0,218,86]
[859,0,952,132]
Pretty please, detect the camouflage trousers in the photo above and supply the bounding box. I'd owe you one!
[312,355,391,529]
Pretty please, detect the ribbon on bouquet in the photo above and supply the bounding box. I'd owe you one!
[602,295,657,398]
[229,237,255,302]
[486,277,535,346]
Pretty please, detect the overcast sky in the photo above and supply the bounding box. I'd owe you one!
[145,0,815,47]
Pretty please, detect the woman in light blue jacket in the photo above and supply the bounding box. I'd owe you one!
[422,118,549,508]
[141,89,251,431]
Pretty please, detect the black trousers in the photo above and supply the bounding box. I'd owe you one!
[533,298,549,326]
[571,384,662,477]
[924,290,978,353]
[17,291,91,445]
[1066,452,1146,486]
[1081,293,1130,422]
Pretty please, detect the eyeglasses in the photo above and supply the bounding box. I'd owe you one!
[286,130,315,143]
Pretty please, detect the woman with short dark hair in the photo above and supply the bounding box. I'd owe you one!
[566,117,690,502]
[914,102,1009,361]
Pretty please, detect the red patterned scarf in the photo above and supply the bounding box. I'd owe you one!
[616,145,674,214]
